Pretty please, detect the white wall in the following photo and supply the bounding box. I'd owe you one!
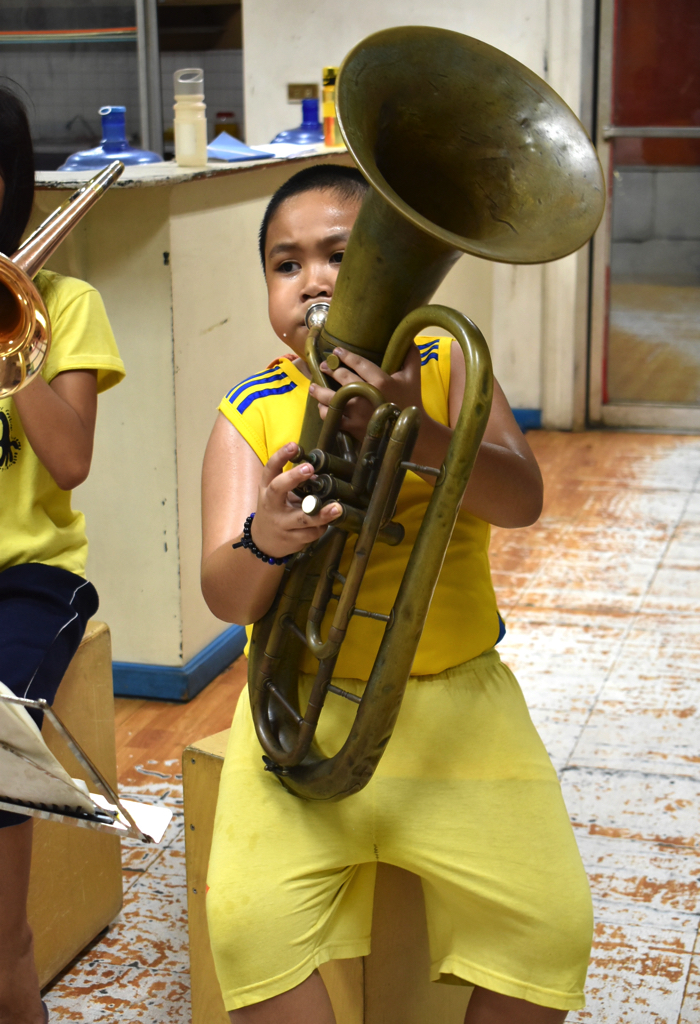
[243,0,595,426]
[243,1,548,149]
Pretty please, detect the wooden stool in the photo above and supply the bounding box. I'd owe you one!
[27,620,123,988]
[184,729,471,1024]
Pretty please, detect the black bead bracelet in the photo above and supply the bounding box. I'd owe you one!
[232,513,289,566]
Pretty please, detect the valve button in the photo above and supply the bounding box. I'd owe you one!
[302,494,323,515]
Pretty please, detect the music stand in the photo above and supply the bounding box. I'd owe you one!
[0,687,171,843]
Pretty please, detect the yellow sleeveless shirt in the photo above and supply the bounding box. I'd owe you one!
[218,337,504,681]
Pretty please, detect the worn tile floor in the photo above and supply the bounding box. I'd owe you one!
[44,431,700,1022]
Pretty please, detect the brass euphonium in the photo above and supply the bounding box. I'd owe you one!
[0,161,124,398]
[249,27,604,801]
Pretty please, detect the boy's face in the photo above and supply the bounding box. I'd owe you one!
[264,188,362,356]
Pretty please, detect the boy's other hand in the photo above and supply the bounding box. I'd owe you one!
[253,442,342,558]
[310,344,423,442]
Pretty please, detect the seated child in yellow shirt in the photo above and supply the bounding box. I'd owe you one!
[0,86,124,1024]
[201,164,592,1024]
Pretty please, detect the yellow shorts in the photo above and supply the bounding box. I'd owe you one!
[207,650,592,1012]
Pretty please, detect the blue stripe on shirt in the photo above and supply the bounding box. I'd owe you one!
[226,370,289,406]
[236,380,298,414]
[225,367,283,401]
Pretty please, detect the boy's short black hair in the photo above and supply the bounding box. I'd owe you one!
[259,164,368,269]
[0,84,35,257]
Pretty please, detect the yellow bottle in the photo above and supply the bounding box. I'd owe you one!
[174,68,207,167]
[322,66,343,147]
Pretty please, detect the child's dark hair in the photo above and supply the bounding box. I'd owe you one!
[0,85,34,257]
[259,164,368,269]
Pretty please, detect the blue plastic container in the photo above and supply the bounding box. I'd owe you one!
[271,98,324,146]
[58,107,161,171]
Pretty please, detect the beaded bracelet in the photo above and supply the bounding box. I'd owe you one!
[232,513,289,566]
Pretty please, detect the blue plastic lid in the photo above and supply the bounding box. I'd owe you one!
[58,106,162,171]
[301,98,321,127]
[271,98,323,146]
[99,106,127,147]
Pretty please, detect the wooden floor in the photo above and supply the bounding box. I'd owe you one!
[44,429,700,1023]
[114,656,246,786]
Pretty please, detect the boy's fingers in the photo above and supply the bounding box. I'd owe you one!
[260,442,299,487]
[309,383,334,407]
[290,503,342,530]
[331,348,388,389]
[319,502,342,523]
[322,366,362,388]
[267,461,315,498]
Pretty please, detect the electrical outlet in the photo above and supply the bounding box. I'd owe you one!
[287,83,319,102]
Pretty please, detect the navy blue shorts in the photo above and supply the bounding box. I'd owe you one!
[0,563,99,829]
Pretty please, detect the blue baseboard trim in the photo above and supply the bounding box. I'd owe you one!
[112,623,247,702]
[512,408,542,431]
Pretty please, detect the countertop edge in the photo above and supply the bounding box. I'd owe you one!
[35,148,349,190]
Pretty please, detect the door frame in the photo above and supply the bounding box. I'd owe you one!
[588,0,700,430]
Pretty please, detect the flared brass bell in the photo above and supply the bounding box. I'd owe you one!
[320,26,605,364]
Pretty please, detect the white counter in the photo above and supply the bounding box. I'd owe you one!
[36,148,338,191]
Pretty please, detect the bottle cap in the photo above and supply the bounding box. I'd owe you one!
[174,68,204,96]
[323,67,338,86]
[99,106,127,144]
[301,98,321,127]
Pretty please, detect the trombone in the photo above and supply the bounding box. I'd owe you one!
[0,160,124,398]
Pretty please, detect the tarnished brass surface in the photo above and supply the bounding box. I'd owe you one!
[248,25,604,801]
[321,25,605,361]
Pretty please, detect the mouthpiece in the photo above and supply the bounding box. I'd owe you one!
[305,302,330,329]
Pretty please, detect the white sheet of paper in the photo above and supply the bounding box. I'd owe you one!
[0,682,96,813]
[249,142,320,159]
[91,794,172,843]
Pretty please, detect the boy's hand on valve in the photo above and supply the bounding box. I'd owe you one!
[309,343,423,442]
[250,442,342,558]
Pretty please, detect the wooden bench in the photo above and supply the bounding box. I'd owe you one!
[27,620,123,988]
[184,729,471,1024]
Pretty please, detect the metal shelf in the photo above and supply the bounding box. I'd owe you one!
[603,125,700,139]
[0,28,137,45]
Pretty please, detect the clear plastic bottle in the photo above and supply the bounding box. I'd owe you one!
[173,68,207,167]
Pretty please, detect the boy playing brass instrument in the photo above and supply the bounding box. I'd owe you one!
[201,165,592,1023]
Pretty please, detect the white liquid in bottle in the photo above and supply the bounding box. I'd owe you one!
[174,68,207,167]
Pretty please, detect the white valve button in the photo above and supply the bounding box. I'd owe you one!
[302,494,323,515]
